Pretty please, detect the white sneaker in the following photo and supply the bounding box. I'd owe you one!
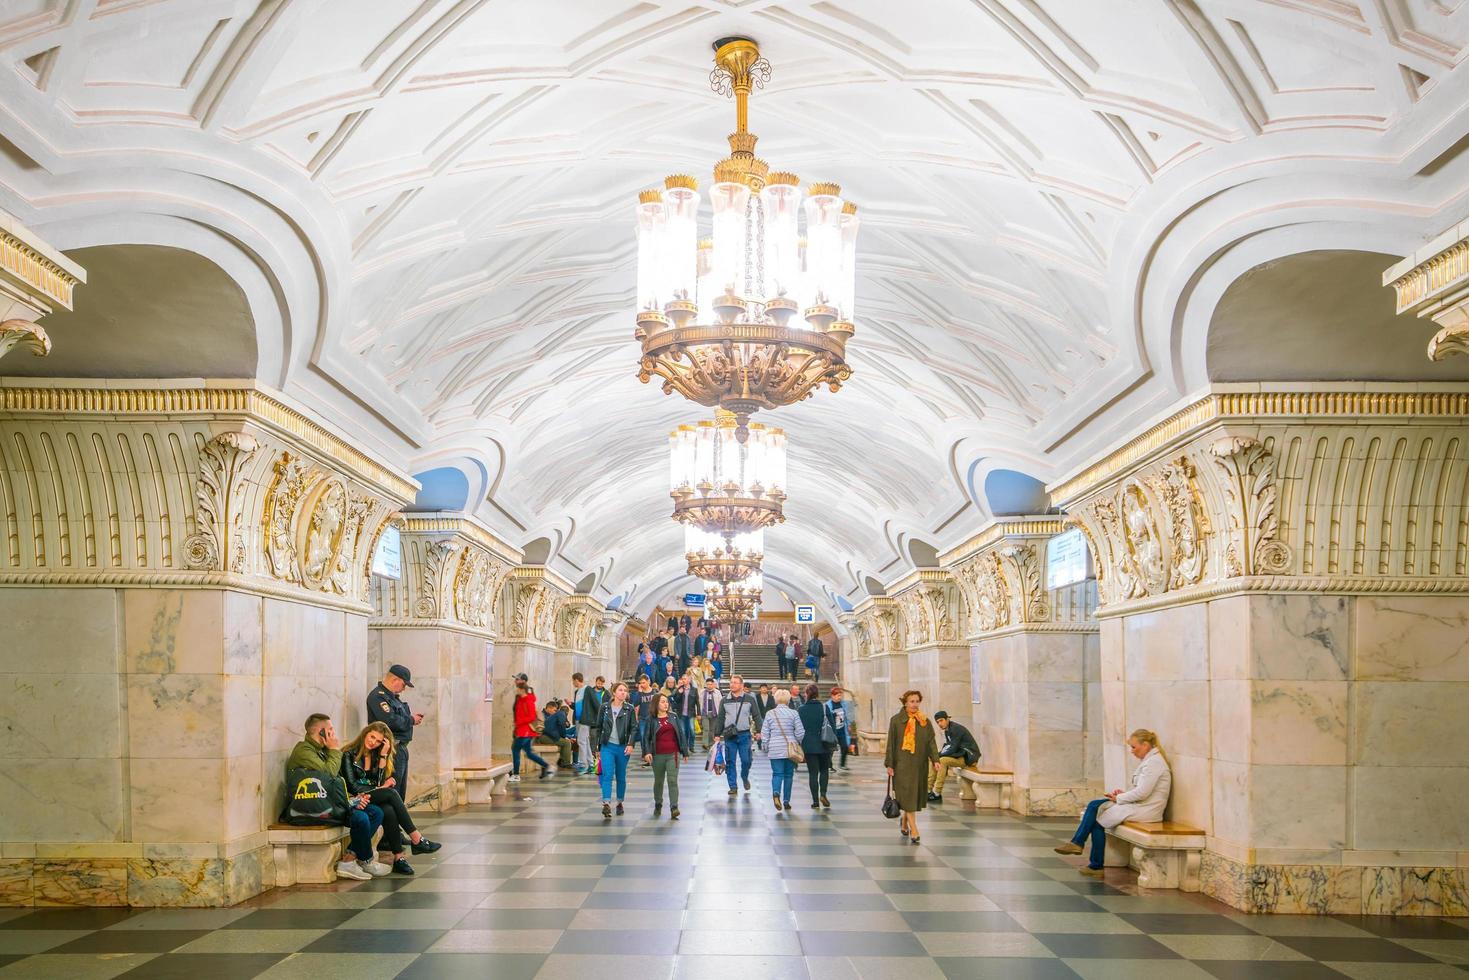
[336,861,371,881]
[358,859,391,877]
[508,774,521,783]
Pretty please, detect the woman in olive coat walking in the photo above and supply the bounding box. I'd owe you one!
[884,689,940,844]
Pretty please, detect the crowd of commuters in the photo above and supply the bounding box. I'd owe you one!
[281,654,1173,882]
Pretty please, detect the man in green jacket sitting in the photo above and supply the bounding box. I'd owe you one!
[287,713,389,881]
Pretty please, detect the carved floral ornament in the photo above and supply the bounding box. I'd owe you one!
[1064,436,1289,608]
[509,579,567,645]
[949,540,1056,639]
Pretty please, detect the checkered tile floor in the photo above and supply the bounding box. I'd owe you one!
[2,753,1467,979]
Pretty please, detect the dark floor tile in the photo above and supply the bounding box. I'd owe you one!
[225,909,362,930]
[115,953,285,978]
[370,891,490,909]
[455,909,577,930]
[604,864,687,878]
[800,930,928,956]
[419,865,515,879]
[1273,936,1435,962]
[988,895,1107,913]
[0,909,141,930]
[50,930,209,954]
[862,855,951,867]
[880,879,979,894]
[1034,933,1181,959]
[1331,914,1469,939]
[553,929,682,954]
[527,853,615,865]
[301,929,445,953]
[582,892,687,910]
[1195,963,1351,980]
[787,893,894,912]
[1116,913,1257,935]
[773,844,854,854]
[900,911,1025,933]
[0,956,29,970]
[777,867,870,880]
[340,876,416,892]
[935,958,1081,980]
[396,953,547,980]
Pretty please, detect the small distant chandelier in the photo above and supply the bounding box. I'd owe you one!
[686,526,762,585]
[707,572,762,623]
[634,36,858,443]
[669,410,786,536]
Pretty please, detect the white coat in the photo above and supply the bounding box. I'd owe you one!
[1097,748,1171,828]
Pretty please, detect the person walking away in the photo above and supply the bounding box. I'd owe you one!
[285,714,387,881]
[675,626,693,677]
[597,682,638,818]
[1055,729,1171,877]
[510,674,551,782]
[885,690,940,845]
[341,722,442,874]
[928,710,981,802]
[797,684,832,809]
[827,688,853,771]
[367,664,420,801]
[700,676,723,751]
[783,635,800,685]
[641,693,692,818]
[576,675,604,774]
[806,632,825,685]
[773,633,788,681]
[712,674,763,796]
[760,689,806,813]
[539,700,575,770]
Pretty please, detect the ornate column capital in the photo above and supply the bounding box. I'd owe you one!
[370,514,521,637]
[0,211,85,364]
[1385,220,1469,360]
[942,517,1090,640]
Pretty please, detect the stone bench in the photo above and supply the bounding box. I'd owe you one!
[855,730,886,754]
[955,768,1015,809]
[452,762,513,806]
[1104,820,1206,891]
[268,823,350,887]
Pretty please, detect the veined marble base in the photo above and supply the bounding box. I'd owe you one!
[0,847,272,907]
[1201,851,1469,915]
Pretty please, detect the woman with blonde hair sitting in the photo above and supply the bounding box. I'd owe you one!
[342,722,441,875]
[1055,728,1171,877]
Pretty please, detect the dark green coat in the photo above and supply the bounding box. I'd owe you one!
[884,710,940,812]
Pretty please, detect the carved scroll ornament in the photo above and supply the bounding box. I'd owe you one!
[184,431,260,572]
[1209,436,1292,576]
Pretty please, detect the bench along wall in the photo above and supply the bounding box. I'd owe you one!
[1058,386,1469,916]
[0,382,414,907]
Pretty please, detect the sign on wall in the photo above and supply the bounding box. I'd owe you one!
[371,524,402,579]
[1045,527,1089,589]
[684,593,706,608]
[795,604,815,624]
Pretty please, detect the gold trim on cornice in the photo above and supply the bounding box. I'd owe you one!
[1386,232,1469,313]
[885,567,954,597]
[0,228,82,309]
[1048,390,1469,505]
[401,515,522,564]
[509,564,574,596]
[939,517,1066,566]
[0,383,418,503]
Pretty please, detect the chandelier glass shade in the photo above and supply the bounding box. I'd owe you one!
[669,411,786,536]
[685,526,763,585]
[635,36,857,443]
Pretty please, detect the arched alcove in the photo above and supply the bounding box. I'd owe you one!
[907,538,940,568]
[410,467,471,512]
[521,536,553,565]
[983,469,1050,516]
[863,575,886,596]
[6,244,257,379]
[1208,250,1469,383]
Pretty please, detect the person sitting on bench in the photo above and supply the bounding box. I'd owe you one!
[926,710,980,802]
[1055,728,1171,877]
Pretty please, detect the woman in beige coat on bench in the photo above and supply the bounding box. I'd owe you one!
[1055,728,1171,876]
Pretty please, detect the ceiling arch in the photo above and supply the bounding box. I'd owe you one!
[2,1,1467,607]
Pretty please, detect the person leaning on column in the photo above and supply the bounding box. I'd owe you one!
[367,664,421,801]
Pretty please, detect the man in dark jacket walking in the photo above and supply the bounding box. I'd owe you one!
[806,632,826,684]
[928,710,981,802]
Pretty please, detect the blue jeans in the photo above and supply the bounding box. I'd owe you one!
[347,804,384,862]
[598,744,629,802]
[1072,798,1109,868]
[677,715,695,746]
[724,730,753,789]
[770,758,795,803]
[512,736,548,774]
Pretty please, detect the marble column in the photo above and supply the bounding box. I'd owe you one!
[493,568,574,753]
[368,515,519,810]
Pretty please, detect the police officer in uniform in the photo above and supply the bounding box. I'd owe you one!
[368,664,421,800]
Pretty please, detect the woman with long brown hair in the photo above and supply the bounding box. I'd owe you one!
[884,690,940,845]
[341,721,441,874]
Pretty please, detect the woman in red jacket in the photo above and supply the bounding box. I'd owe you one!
[510,674,551,782]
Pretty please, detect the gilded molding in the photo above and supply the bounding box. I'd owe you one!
[0,384,417,502]
[942,515,1083,640]
[0,227,82,310]
[369,520,515,636]
[184,432,259,572]
[0,320,50,361]
[940,518,1066,566]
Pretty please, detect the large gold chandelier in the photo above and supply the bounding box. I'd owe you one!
[634,36,858,443]
[707,572,762,623]
[670,411,786,538]
[686,527,762,586]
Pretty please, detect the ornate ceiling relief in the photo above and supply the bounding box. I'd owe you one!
[370,516,522,637]
[0,386,414,609]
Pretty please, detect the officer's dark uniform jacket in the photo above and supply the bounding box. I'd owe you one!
[368,683,414,745]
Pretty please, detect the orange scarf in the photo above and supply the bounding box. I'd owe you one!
[901,711,928,753]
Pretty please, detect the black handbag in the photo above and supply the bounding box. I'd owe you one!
[881,776,902,819]
[281,768,350,826]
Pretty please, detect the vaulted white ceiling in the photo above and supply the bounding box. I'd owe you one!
[2,0,1468,621]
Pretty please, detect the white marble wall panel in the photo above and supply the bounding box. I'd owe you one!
[1210,679,1250,765]
[2,759,126,841]
[1211,759,1250,844]
[0,674,122,760]
[1248,595,1348,680]
[1355,596,1469,681]
[1249,764,1346,849]
[125,590,224,674]
[1354,766,1469,851]
[1354,681,1469,767]
[126,673,227,759]
[0,589,119,674]
[130,757,224,842]
[1124,604,1208,680]
[264,600,346,678]
[1250,680,1347,766]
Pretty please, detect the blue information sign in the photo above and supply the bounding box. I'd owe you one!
[684,593,706,608]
